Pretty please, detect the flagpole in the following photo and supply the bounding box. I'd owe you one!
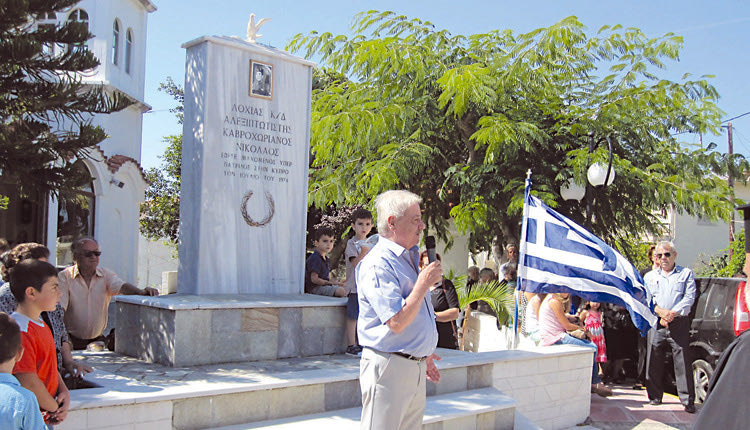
[512,169,533,349]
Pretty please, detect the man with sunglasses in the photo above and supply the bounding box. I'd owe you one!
[58,237,158,350]
[643,241,697,413]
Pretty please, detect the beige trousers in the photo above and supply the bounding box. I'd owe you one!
[359,348,427,430]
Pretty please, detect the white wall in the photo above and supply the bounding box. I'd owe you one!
[92,103,144,160]
[43,1,154,283]
[137,235,178,288]
[74,0,150,101]
[435,220,472,281]
[673,182,750,269]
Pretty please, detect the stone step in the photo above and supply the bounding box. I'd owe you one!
[60,348,502,430]
[59,345,595,429]
[210,387,516,430]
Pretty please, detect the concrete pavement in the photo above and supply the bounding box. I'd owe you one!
[586,383,698,429]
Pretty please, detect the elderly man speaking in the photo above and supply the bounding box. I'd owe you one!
[356,190,442,430]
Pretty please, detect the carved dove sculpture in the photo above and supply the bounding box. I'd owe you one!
[246,13,271,42]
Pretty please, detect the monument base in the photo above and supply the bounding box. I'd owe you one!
[115,294,347,366]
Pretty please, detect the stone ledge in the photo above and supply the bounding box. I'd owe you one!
[116,293,347,310]
[67,347,590,411]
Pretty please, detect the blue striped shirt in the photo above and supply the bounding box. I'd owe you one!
[0,372,47,430]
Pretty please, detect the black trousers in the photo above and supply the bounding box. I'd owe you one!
[646,317,695,405]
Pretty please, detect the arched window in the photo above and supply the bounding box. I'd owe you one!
[112,20,121,65]
[125,29,133,74]
[56,160,96,266]
[67,9,89,53]
[36,12,57,56]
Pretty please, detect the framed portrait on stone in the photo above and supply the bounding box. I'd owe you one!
[249,60,273,99]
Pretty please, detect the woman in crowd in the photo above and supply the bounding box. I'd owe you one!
[523,293,545,343]
[0,243,92,382]
[539,292,612,396]
[420,251,460,349]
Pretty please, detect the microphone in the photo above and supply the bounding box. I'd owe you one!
[425,235,437,263]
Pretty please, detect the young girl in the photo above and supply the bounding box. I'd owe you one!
[580,301,607,374]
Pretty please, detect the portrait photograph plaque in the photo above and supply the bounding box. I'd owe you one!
[249,60,273,99]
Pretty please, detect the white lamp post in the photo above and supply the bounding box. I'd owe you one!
[560,136,616,227]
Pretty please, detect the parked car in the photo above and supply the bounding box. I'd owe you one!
[687,277,749,403]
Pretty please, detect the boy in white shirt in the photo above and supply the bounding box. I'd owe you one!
[343,209,374,356]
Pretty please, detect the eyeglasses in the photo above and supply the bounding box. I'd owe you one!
[655,252,672,259]
[83,251,101,257]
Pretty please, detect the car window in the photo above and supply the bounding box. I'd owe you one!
[694,281,710,319]
[705,286,728,320]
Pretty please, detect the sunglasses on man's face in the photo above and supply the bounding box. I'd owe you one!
[655,252,672,259]
[83,250,101,258]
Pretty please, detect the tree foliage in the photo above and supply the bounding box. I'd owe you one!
[139,78,183,244]
[289,11,749,260]
[0,0,133,198]
[695,230,746,278]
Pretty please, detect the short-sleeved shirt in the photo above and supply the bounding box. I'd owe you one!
[0,372,46,430]
[11,312,59,400]
[0,283,69,370]
[59,265,125,339]
[644,265,696,317]
[305,250,331,294]
[344,238,360,294]
[357,236,438,358]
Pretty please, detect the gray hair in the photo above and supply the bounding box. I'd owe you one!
[374,190,422,234]
[655,240,676,253]
[71,236,97,256]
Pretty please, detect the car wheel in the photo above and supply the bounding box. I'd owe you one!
[692,359,713,404]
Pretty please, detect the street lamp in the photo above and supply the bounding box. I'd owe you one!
[560,180,586,201]
[561,136,616,227]
[587,162,615,187]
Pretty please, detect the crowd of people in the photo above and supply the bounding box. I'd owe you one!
[515,240,698,413]
[0,237,158,428]
[1,188,705,428]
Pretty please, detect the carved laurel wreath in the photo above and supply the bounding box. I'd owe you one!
[240,190,275,227]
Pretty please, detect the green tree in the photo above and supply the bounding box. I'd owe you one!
[139,78,183,244]
[289,12,748,260]
[0,0,132,199]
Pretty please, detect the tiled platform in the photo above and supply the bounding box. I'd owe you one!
[588,384,700,429]
[59,348,518,429]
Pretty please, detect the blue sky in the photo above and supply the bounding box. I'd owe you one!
[140,0,750,169]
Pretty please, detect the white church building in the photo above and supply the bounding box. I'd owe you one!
[0,0,156,283]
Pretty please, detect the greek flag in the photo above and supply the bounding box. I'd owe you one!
[518,178,657,336]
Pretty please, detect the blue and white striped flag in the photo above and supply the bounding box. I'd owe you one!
[518,178,657,336]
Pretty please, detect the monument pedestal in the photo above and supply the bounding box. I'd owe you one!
[115,294,347,366]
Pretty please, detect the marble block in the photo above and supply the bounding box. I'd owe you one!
[115,294,347,366]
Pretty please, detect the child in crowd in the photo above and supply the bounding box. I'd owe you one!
[478,267,496,284]
[10,260,69,426]
[343,209,374,356]
[305,226,346,297]
[580,301,607,377]
[0,312,46,429]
